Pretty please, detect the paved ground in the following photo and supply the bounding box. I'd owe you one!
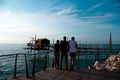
[8,68,120,80]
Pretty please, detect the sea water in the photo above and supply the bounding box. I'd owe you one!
[0,44,26,55]
[0,44,120,80]
[0,44,54,80]
[0,44,26,80]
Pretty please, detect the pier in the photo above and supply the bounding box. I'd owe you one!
[9,67,120,80]
[0,44,120,79]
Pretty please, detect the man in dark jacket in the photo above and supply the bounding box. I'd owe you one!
[60,36,69,70]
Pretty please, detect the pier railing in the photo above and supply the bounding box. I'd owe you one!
[0,54,16,80]
[0,44,120,79]
[75,44,120,69]
[0,50,53,80]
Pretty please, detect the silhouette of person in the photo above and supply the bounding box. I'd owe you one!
[54,40,60,69]
[60,36,69,70]
[69,37,77,70]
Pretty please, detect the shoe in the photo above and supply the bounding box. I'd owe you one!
[66,68,69,70]
[60,67,63,70]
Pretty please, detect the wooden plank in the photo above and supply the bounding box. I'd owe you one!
[9,68,119,80]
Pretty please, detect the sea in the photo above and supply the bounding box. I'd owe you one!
[0,44,26,80]
[0,43,120,80]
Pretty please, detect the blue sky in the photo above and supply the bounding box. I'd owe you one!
[0,0,120,44]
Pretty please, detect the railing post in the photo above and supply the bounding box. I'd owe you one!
[52,57,55,68]
[109,32,112,55]
[77,48,80,69]
[44,53,47,71]
[47,52,49,67]
[25,54,29,78]
[32,54,36,77]
[14,54,18,78]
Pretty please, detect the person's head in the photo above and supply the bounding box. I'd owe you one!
[72,37,75,40]
[63,36,66,41]
[56,40,59,44]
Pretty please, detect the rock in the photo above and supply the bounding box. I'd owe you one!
[106,55,117,62]
[93,53,120,72]
[93,61,99,67]
[93,61,105,70]
[117,57,120,62]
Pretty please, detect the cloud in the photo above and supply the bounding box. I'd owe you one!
[48,2,82,16]
[0,8,117,43]
[0,10,82,43]
[0,0,119,44]
[81,1,106,15]
[88,2,104,12]
[56,8,79,15]
[81,13,116,19]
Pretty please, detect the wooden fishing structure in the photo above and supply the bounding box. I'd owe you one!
[24,34,50,53]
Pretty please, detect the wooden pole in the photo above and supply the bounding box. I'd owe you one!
[25,54,29,78]
[32,54,36,77]
[44,53,47,71]
[35,34,36,42]
[14,54,18,78]
[109,32,112,55]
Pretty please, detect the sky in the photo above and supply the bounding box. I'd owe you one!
[0,0,120,44]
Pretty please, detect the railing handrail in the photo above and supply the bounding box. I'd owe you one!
[0,45,119,79]
[0,50,51,79]
[0,51,50,57]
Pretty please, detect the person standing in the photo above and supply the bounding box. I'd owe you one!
[69,37,77,70]
[60,36,69,70]
[54,40,60,69]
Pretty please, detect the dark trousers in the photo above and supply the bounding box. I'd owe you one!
[70,52,76,69]
[55,53,60,68]
[60,51,68,69]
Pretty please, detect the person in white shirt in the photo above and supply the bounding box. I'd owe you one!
[69,37,77,70]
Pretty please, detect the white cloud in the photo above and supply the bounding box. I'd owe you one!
[56,8,79,15]
[88,2,104,12]
[0,10,82,43]
[81,13,115,19]
[81,1,106,15]
[0,9,117,43]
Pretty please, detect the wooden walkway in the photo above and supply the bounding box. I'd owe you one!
[9,68,120,80]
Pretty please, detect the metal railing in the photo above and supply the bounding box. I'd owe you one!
[75,44,120,69]
[0,54,16,80]
[0,50,54,80]
[0,44,120,79]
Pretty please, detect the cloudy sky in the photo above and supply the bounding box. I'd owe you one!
[0,0,120,44]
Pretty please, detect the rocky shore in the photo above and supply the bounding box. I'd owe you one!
[93,53,120,72]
